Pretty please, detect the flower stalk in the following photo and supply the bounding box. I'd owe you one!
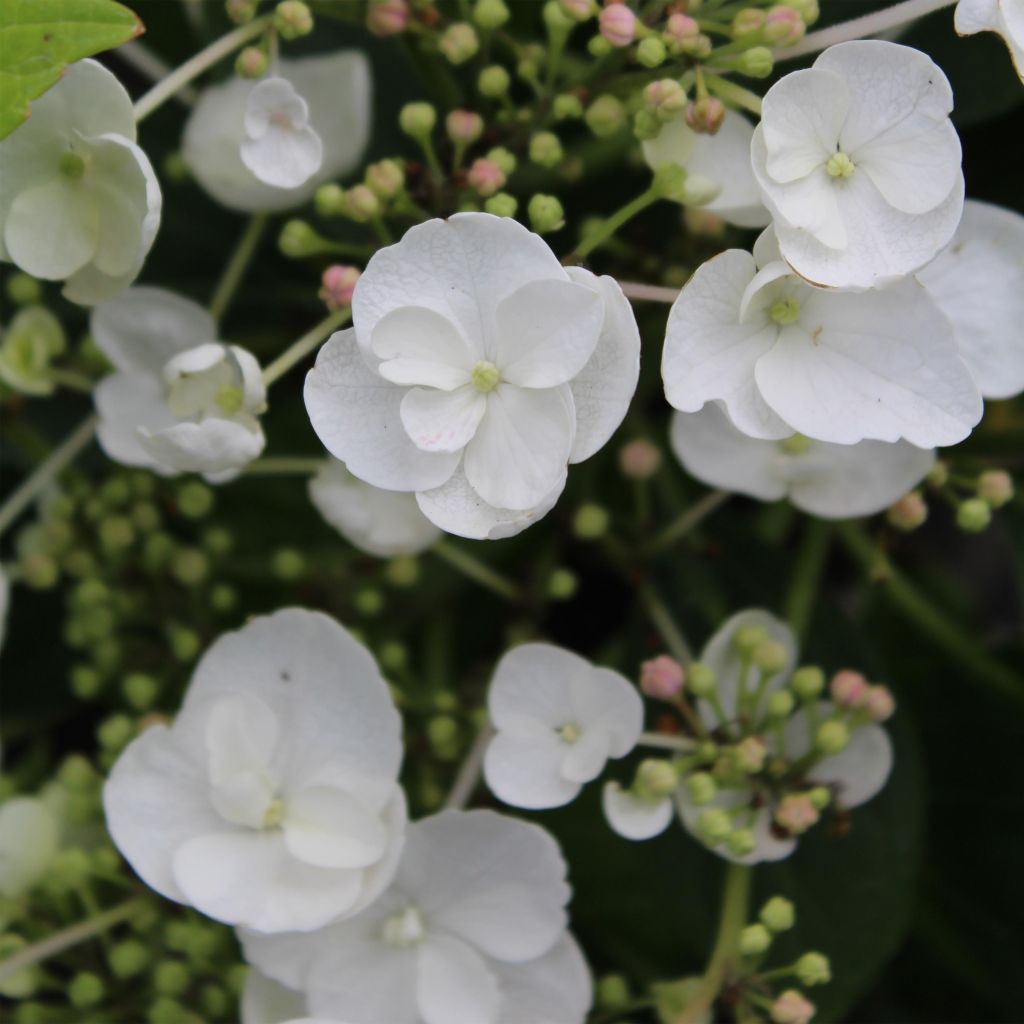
[261,308,351,387]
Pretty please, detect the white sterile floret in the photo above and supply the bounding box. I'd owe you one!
[955,0,1024,81]
[602,781,675,841]
[750,40,964,289]
[184,52,370,213]
[308,459,441,558]
[642,110,769,228]
[240,810,592,1024]
[304,213,641,540]
[92,287,267,482]
[240,77,324,189]
[917,199,1024,400]
[103,608,407,933]
[669,404,936,518]
[0,59,161,306]
[484,643,644,809]
[661,228,982,447]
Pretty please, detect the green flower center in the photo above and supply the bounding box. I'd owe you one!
[826,151,855,179]
[559,722,581,744]
[215,385,244,414]
[58,151,87,180]
[778,434,811,455]
[471,360,501,393]
[769,297,801,326]
[262,797,285,829]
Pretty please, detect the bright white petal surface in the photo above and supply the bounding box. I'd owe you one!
[304,328,460,492]
[400,386,486,453]
[417,935,501,1024]
[494,933,592,1024]
[754,278,982,447]
[918,199,1024,399]
[602,783,674,841]
[484,732,582,810]
[94,372,176,471]
[241,122,323,189]
[372,306,476,389]
[139,417,265,478]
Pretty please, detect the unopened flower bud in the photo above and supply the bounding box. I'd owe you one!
[585,94,626,137]
[764,6,805,45]
[788,0,820,24]
[887,490,928,531]
[445,111,483,148]
[829,669,868,708]
[863,684,895,722]
[599,2,637,46]
[771,989,816,1024]
[740,923,772,955]
[663,12,699,52]
[547,567,578,600]
[367,0,410,36]
[633,109,662,140]
[737,45,774,78]
[226,0,257,24]
[319,265,360,310]
[484,192,518,217]
[530,131,564,167]
[109,939,150,979]
[644,78,687,120]
[588,33,613,56]
[688,662,716,697]
[6,273,41,305]
[686,771,717,805]
[637,36,668,67]
[366,159,405,199]
[697,807,732,844]
[957,497,991,533]
[761,895,795,931]
[733,624,767,657]
[767,690,795,719]
[753,639,787,674]
[440,22,480,63]
[69,972,105,1009]
[474,0,510,29]
[314,183,346,216]
[925,460,949,487]
[726,827,756,856]
[342,184,381,222]
[636,758,677,798]
[815,719,849,755]
[560,0,594,21]
[235,45,267,79]
[775,792,819,834]
[651,163,688,200]
[528,194,565,234]
[795,952,831,987]
[791,665,824,700]
[685,207,726,237]
[467,158,506,197]
[486,146,517,175]
[553,93,584,119]
[478,64,510,97]
[399,101,437,138]
[272,548,306,581]
[274,0,313,39]
[732,8,766,35]
[978,469,1014,508]
[278,219,323,257]
[619,439,662,480]
[640,655,685,699]
[596,973,631,1008]
[573,502,609,538]
[734,735,767,774]
[808,785,831,810]
[686,96,726,135]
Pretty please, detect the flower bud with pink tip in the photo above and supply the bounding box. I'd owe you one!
[446,109,484,146]
[764,5,806,46]
[774,793,819,835]
[599,2,637,46]
[733,8,766,35]
[663,12,699,52]
[619,439,662,479]
[319,265,360,310]
[561,0,594,20]
[467,157,506,197]
[643,79,687,121]
[685,96,725,135]
[863,684,895,723]
[640,655,685,700]
[829,669,868,708]
[366,0,410,35]
[887,491,928,532]
[772,990,816,1024]
[978,469,1014,508]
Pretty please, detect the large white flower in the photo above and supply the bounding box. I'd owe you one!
[669,404,936,518]
[0,59,161,306]
[955,0,1024,80]
[661,229,982,447]
[92,287,266,482]
[483,643,643,810]
[642,110,769,228]
[309,459,441,558]
[240,810,591,1024]
[305,213,641,540]
[917,199,1024,400]
[240,77,324,189]
[103,609,406,933]
[751,40,964,289]
[183,52,370,213]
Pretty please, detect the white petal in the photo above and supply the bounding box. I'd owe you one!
[139,417,265,477]
[675,789,796,865]
[602,783,674,841]
[244,76,311,136]
[306,945,418,1024]
[954,0,1000,35]
[94,372,176,471]
[240,969,308,1024]
[241,122,324,190]
[488,643,590,730]
[372,306,475,390]
[464,383,575,510]
[560,729,611,784]
[400,386,486,453]
[568,667,644,755]
[5,177,98,279]
[494,933,592,1024]
[484,733,581,809]
[283,785,388,869]
[304,327,460,492]
[417,935,501,1024]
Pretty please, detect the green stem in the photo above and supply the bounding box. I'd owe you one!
[646,490,731,555]
[444,720,495,811]
[243,457,324,475]
[433,539,521,602]
[209,214,269,324]
[638,581,693,665]
[703,72,764,116]
[784,520,832,642]
[638,731,698,753]
[48,368,96,393]
[569,186,662,262]
[261,309,351,388]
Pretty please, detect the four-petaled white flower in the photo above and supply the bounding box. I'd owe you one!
[240,810,592,1024]
[0,59,161,306]
[670,404,936,519]
[484,643,644,809]
[751,40,964,289]
[955,0,1024,80]
[240,77,324,189]
[661,228,982,447]
[92,287,267,483]
[917,199,1024,401]
[103,609,407,932]
[184,52,371,213]
[305,213,641,540]
[309,459,441,558]
[642,110,769,228]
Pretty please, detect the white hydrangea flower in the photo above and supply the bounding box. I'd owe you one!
[92,287,267,483]
[955,0,1024,80]
[103,609,407,933]
[183,52,370,213]
[483,643,644,810]
[661,228,982,447]
[240,77,324,189]
[751,40,964,289]
[0,797,61,900]
[309,459,441,558]
[601,781,675,841]
[305,213,641,540]
[240,810,591,1024]
[917,199,1024,400]
[0,59,161,306]
[669,404,936,518]
[642,110,769,228]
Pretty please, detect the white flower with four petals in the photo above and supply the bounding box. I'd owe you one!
[240,77,324,189]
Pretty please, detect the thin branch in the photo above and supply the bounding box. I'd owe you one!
[444,721,496,811]
[617,281,680,303]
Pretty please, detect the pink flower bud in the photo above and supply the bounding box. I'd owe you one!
[829,669,868,708]
[978,469,1014,508]
[763,5,806,45]
[366,0,409,36]
[446,109,484,145]
[774,793,819,835]
[772,990,816,1024]
[663,12,699,51]
[319,265,360,310]
[732,8,766,35]
[863,684,895,723]
[467,158,507,197]
[619,439,662,479]
[685,96,726,135]
[642,79,687,118]
[640,655,685,700]
[887,491,928,532]
[684,207,726,237]
[599,2,637,46]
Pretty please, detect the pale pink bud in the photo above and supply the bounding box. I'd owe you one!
[887,491,928,532]
[599,2,637,46]
[642,79,687,118]
[560,0,594,20]
[366,0,409,36]
[663,12,699,50]
[684,207,726,237]
[319,265,360,310]
[640,655,685,700]
[685,96,725,135]
[863,684,895,723]
[732,8,766,35]
[978,469,1014,507]
[619,439,662,479]
[829,669,868,708]
[774,793,819,835]
[763,5,806,45]
[467,158,506,197]
[772,990,816,1024]
[446,109,484,145]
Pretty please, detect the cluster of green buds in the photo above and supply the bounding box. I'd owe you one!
[889,462,1015,534]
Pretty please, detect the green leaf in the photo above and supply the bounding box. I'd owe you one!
[0,0,143,141]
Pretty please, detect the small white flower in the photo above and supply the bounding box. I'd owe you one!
[92,287,267,482]
[669,404,936,518]
[751,40,964,289]
[484,643,643,809]
[661,228,982,447]
[917,198,1024,401]
[0,797,60,900]
[0,59,161,306]
[308,459,441,558]
[642,110,769,228]
[305,213,640,540]
[240,810,591,1024]
[955,0,1024,80]
[103,608,407,933]
[184,52,371,213]
[602,782,674,841]
[240,77,324,189]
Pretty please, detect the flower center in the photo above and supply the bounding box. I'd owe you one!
[270,109,294,129]
[778,433,811,455]
[381,906,426,947]
[825,151,855,179]
[215,385,244,414]
[769,297,801,326]
[58,151,86,180]
[471,360,501,393]
[262,797,285,829]
[559,722,581,744]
